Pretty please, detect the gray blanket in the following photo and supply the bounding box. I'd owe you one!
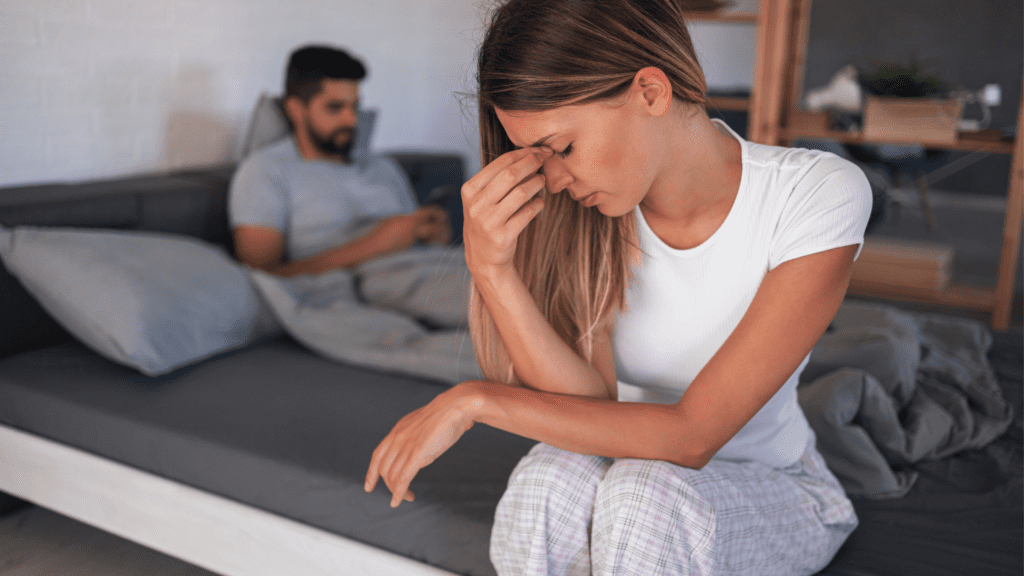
[798,300,1014,499]
[250,246,482,385]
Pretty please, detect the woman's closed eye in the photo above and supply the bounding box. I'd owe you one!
[557,144,573,159]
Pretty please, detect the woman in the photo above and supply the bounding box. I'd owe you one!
[365,0,870,573]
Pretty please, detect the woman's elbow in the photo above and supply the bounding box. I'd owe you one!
[639,431,716,470]
[666,444,715,470]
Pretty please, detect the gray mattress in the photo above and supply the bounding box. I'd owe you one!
[0,336,536,576]
[0,331,1020,576]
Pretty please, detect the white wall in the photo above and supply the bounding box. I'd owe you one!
[0,0,488,186]
[689,0,758,92]
[0,0,756,188]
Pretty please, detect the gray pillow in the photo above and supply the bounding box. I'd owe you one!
[236,92,378,161]
[0,226,279,376]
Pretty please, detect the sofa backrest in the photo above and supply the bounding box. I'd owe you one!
[0,153,466,359]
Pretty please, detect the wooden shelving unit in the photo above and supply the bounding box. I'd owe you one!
[684,1,781,122]
[732,0,1022,330]
[784,114,1015,154]
[685,9,758,24]
[706,95,751,112]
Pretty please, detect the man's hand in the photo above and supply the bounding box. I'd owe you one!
[414,206,451,246]
[370,206,451,251]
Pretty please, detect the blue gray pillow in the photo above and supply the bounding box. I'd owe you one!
[237,92,377,162]
[0,226,279,376]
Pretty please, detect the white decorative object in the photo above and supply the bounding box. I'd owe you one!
[804,64,863,114]
[955,83,1002,133]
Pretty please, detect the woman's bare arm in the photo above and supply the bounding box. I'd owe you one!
[461,147,616,398]
[472,265,618,398]
[366,244,857,506]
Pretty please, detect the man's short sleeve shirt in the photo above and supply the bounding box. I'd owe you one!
[229,138,417,261]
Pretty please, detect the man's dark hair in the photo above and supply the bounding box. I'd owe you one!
[285,45,367,102]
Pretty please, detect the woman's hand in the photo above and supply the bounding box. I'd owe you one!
[365,383,482,508]
[461,147,553,278]
[458,146,617,398]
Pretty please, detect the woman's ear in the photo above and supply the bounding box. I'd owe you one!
[633,67,672,117]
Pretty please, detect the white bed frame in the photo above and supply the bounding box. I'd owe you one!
[0,423,459,576]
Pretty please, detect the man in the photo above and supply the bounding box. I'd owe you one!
[230,45,450,276]
[228,45,478,384]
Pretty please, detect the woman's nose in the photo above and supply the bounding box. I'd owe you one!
[542,160,574,193]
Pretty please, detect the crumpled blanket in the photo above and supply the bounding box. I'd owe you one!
[798,300,1014,499]
[250,246,482,385]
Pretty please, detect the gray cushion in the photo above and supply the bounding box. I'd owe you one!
[237,92,377,162]
[0,226,278,376]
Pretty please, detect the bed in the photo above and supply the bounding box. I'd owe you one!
[0,161,1020,576]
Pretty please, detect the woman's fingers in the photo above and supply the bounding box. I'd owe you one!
[384,453,418,508]
[467,146,551,197]
[463,148,550,210]
[478,151,551,208]
[478,172,545,230]
[364,412,444,506]
[503,194,546,239]
[369,437,430,507]
[366,418,409,494]
[364,434,391,493]
[366,435,411,505]
[462,147,554,273]
[365,395,472,508]
[464,168,546,252]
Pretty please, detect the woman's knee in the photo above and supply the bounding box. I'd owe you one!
[492,444,611,575]
[596,459,708,512]
[592,459,717,576]
[503,443,611,503]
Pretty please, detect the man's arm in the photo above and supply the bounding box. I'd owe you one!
[234,206,450,276]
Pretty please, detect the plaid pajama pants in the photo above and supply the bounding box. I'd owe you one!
[491,433,857,576]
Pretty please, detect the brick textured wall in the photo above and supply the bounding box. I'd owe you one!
[0,0,487,187]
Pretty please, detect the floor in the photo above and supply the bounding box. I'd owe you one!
[0,190,1020,576]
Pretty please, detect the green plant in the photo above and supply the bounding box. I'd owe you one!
[860,62,949,98]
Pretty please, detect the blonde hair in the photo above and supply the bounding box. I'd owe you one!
[472,0,707,384]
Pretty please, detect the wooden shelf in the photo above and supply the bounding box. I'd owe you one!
[684,10,758,24]
[707,95,750,112]
[784,113,1015,154]
[749,0,1023,330]
[847,281,996,311]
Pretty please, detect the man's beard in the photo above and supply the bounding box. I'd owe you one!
[307,121,356,160]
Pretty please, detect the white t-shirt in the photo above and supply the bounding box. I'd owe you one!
[612,120,872,468]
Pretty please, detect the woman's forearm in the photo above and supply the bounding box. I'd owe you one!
[365,378,706,509]
[462,380,713,468]
[473,264,615,398]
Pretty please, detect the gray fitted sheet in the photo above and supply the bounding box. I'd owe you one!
[0,332,1020,576]
[0,336,536,576]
